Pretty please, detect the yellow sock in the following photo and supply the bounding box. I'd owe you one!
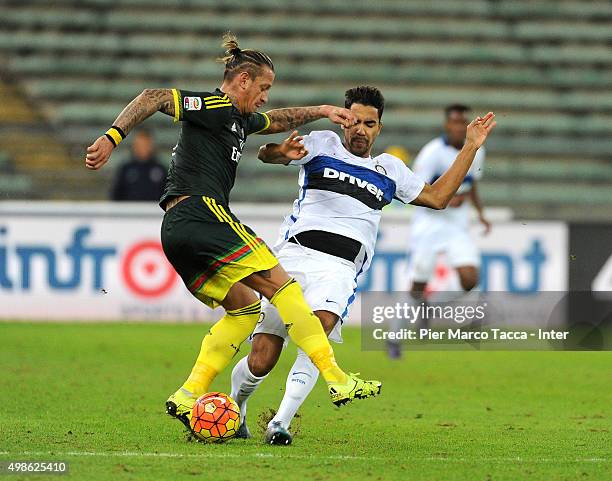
[270,279,347,385]
[182,300,261,396]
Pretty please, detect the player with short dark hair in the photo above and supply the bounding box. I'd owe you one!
[85,33,382,432]
[230,86,497,444]
[388,103,491,359]
[346,85,385,118]
[411,103,490,292]
[444,103,471,118]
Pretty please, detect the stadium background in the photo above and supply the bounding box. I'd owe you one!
[0,2,610,480]
[0,0,610,320]
[0,0,610,219]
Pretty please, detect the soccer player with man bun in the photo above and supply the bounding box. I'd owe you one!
[230,86,497,444]
[85,33,382,432]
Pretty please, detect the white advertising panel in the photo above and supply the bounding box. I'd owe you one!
[0,203,567,323]
[365,220,568,293]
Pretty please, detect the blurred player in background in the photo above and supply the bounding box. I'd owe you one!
[230,87,497,444]
[110,128,167,201]
[85,32,382,432]
[388,104,490,359]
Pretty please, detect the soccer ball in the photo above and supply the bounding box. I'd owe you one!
[190,392,240,442]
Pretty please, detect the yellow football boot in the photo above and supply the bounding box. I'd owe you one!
[165,388,197,430]
[328,373,382,407]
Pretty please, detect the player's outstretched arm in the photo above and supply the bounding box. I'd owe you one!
[85,89,175,170]
[412,112,496,210]
[258,131,308,165]
[260,105,356,134]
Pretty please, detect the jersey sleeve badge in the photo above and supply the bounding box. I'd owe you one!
[183,96,202,111]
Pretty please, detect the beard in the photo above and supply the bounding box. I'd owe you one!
[349,137,369,156]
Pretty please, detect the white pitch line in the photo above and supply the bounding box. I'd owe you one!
[4,451,608,464]
[8,451,379,461]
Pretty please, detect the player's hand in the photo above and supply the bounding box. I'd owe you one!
[85,135,115,170]
[320,105,357,128]
[479,214,492,235]
[466,112,496,149]
[279,130,308,161]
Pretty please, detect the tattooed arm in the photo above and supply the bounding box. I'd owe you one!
[85,89,175,170]
[113,89,175,134]
[260,105,356,134]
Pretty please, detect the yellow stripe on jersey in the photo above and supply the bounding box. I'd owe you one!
[204,95,229,105]
[253,112,271,134]
[205,100,232,107]
[205,103,233,110]
[171,88,180,122]
[203,94,227,101]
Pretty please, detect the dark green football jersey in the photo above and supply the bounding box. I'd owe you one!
[159,88,270,208]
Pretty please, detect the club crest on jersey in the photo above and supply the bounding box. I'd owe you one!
[183,96,202,111]
[323,167,384,201]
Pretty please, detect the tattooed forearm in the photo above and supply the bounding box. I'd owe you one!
[263,106,324,134]
[112,88,175,135]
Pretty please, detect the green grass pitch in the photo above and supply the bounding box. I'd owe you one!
[1,322,610,481]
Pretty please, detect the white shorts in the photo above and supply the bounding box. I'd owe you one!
[409,222,480,283]
[252,242,363,344]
